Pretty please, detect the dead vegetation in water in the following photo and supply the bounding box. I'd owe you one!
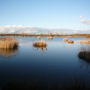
[0,38,18,49]
[63,38,90,44]
[80,40,90,44]
[78,45,90,63]
[33,40,47,48]
[33,40,47,51]
[78,51,90,63]
[63,38,74,44]
[0,38,18,56]
[48,36,53,40]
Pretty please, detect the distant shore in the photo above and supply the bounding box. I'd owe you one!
[0,34,90,37]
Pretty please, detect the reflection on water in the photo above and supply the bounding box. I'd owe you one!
[0,48,18,57]
[0,37,90,89]
[78,51,90,63]
[78,45,90,71]
[78,45,90,63]
[1,78,87,90]
[33,46,47,51]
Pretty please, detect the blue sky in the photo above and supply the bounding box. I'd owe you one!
[0,0,90,29]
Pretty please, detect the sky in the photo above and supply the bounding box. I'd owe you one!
[0,0,90,34]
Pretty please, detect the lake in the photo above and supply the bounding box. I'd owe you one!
[0,36,90,90]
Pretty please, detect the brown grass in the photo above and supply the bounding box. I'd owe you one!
[0,34,90,37]
[0,38,18,49]
[63,38,74,44]
[48,36,53,40]
[80,40,90,44]
[33,40,47,48]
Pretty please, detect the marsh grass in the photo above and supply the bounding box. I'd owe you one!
[78,46,90,62]
[0,34,90,37]
[0,38,18,49]
[33,40,47,48]
[48,36,53,40]
[63,38,74,44]
[80,40,90,44]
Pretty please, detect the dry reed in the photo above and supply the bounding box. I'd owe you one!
[80,40,90,44]
[33,40,47,48]
[48,36,53,40]
[0,38,18,49]
[63,38,74,44]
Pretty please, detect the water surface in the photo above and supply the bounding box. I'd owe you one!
[0,37,90,90]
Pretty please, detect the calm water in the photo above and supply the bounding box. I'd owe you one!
[0,37,90,90]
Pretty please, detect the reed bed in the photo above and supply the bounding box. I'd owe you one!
[33,40,47,48]
[0,38,18,49]
[63,38,74,44]
[80,40,90,44]
[48,36,53,40]
[78,51,90,62]
[78,45,90,62]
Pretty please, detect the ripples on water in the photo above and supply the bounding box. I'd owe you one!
[0,37,90,90]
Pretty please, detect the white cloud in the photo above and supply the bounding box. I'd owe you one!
[0,25,90,34]
[80,16,90,25]
[0,25,39,34]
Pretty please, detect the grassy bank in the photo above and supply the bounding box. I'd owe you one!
[0,34,90,37]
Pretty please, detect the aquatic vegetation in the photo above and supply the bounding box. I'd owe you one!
[33,40,47,48]
[67,40,74,44]
[78,51,90,63]
[48,36,53,40]
[63,38,69,42]
[80,40,90,44]
[78,45,90,65]
[37,36,41,40]
[0,38,18,57]
[33,40,47,51]
[0,38,18,49]
[63,38,74,44]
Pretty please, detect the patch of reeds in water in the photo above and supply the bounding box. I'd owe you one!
[63,38,74,44]
[78,45,90,64]
[0,38,18,49]
[80,40,90,44]
[48,36,53,40]
[33,40,47,51]
[78,51,90,63]
[33,40,47,48]
[0,38,18,56]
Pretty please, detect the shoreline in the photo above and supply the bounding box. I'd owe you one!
[0,34,90,37]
